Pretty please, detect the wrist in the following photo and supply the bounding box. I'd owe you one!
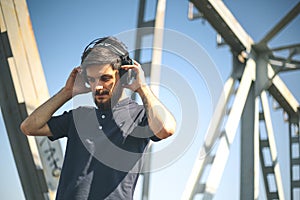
[136,84,149,96]
[60,87,73,101]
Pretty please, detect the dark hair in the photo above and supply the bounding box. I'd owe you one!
[81,36,131,71]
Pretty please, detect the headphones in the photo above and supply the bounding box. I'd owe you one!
[81,37,133,84]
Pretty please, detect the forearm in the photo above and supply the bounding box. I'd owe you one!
[20,87,72,135]
[136,85,176,139]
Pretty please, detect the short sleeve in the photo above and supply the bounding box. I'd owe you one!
[47,110,73,141]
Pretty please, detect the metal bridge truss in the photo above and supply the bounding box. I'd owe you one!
[182,0,300,199]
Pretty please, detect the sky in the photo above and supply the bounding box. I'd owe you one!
[0,0,300,199]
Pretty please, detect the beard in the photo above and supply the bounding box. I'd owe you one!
[94,96,111,110]
[93,85,123,110]
[93,89,112,110]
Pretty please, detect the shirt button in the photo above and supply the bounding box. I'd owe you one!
[99,125,103,130]
[101,114,105,119]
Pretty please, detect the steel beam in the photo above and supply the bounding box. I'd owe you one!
[269,57,300,75]
[289,121,300,200]
[270,43,300,52]
[0,0,63,199]
[240,82,259,200]
[268,64,300,122]
[259,2,300,44]
[0,30,48,200]
[181,59,256,199]
[134,0,166,199]
[135,1,154,199]
[260,91,285,200]
[190,0,253,53]
[204,60,255,197]
[188,2,203,20]
[204,77,236,151]
[181,77,236,199]
[150,0,165,95]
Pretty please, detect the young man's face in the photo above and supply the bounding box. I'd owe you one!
[85,64,121,109]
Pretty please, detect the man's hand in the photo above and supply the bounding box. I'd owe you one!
[120,60,147,92]
[64,67,91,98]
[20,67,91,136]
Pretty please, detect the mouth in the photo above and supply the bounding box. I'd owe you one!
[94,90,110,98]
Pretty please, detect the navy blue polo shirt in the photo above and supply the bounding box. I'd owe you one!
[48,98,160,200]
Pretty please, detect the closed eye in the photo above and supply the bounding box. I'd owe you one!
[86,75,113,83]
[100,75,113,82]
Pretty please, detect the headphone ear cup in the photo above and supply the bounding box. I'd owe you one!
[119,56,132,82]
[118,68,128,85]
[119,68,127,78]
[121,55,132,66]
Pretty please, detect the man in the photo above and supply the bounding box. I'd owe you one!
[20,36,176,199]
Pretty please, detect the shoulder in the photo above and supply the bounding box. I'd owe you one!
[71,106,97,119]
[113,98,144,118]
[54,106,95,116]
[74,106,95,112]
[51,106,96,122]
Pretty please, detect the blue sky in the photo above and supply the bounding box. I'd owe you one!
[0,0,300,199]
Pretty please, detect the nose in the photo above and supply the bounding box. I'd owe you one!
[95,85,103,90]
[93,78,104,90]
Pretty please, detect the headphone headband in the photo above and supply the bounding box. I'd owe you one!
[81,37,129,63]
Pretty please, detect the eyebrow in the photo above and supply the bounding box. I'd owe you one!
[86,74,113,79]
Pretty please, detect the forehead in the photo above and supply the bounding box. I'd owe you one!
[85,64,116,76]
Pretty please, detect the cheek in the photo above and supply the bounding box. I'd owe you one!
[108,76,119,90]
[107,81,116,92]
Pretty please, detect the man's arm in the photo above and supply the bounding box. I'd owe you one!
[20,67,89,136]
[121,62,176,139]
[136,85,176,139]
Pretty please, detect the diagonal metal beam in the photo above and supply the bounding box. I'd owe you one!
[190,0,254,53]
[269,56,300,67]
[269,56,300,73]
[180,77,236,199]
[181,59,256,200]
[204,59,256,199]
[0,0,63,199]
[270,43,300,52]
[259,2,300,44]
[264,64,299,121]
[0,30,48,200]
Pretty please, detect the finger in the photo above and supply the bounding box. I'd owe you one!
[70,68,79,78]
[132,59,141,66]
[75,66,82,73]
[120,65,134,69]
[121,65,140,73]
